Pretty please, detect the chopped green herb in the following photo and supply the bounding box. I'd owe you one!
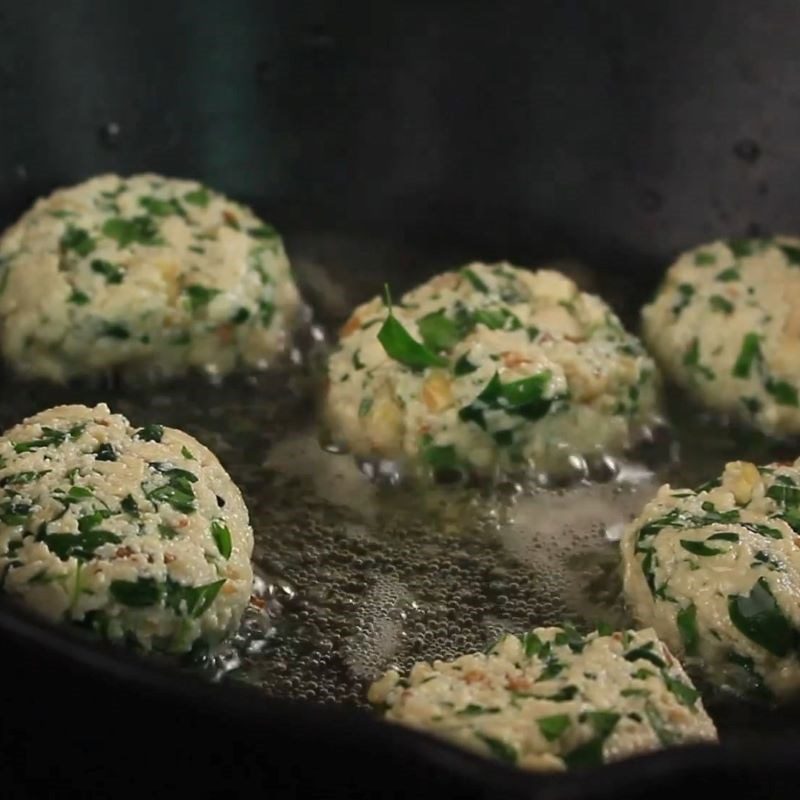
[729,238,760,258]
[183,187,210,207]
[459,371,554,430]
[102,216,163,247]
[732,333,761,378]
[644,702,678,746]
[377,287,448,370]
[181,446,195,461]
[715,267,740,282]
[259,300,275,326]
[683,338,714,380]
[780,244,800,265]
[91,258,124,284]
[564,738,605,769]
[13,425,81,453]
[94,443,117,462]
[624,643,666,669]
[537,714,571,741]
[680,539,724,556]
[417,310,463,352]
[694,251,717,266]
[139,196,183,217]
[211,519,232,559]
[709,295,734,314]
[44,529,121,561]
[672,283,695,315]
[620,688,650,698]
[249,224,278,239]
[231,307,250,324]
[663,673,699,707]
[765,378,799,407]
[708,532,740,542]
[120,494,138,516]
[474,733,517,764]
[632,668,655,680]
[585,711,620,738]
[420,439,458,472]
[473,307,522,331]
[146,482,195,513]
[101,323,130,339]
[743,522,783,539]
[0,471,48,486]
[453,353,478,376]
[358,398,373,417]
[165,578,226,618]
[60,226,95,256]
[676,603,699,657]
[461,268,489,292]
[728,577,797,657]
[68,288,90,305]
[185,284,221,311]
[0,499,32,525]
[135,424,164,442]
[521,631,544,657]
[110,578,161,607]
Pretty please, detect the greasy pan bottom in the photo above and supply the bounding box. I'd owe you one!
[1,240,800,789]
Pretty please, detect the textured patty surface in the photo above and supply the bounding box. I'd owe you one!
[325,263,659,479]
[0,403,254,653]
[622,458,800,697]
[368,626,716,771]
[642,237,800,435]
[0,173,301,381]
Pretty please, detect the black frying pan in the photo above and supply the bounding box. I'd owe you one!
[2,1,800,797]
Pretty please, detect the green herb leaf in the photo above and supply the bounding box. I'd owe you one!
[765,377,799,407]
[716,267,740,281]
[672,283,695,315]
[110,578,162,607]
[60,226,95,256]
[459,371,553,429]
[564,737,605,769]
[377,288,448,369]
[102,216,163,247]
[644,702,678,746]
[181,446,195,460]
[68,288,90,305]
[457,704,501,716]
[453,353,478,376]
[420,439,458,472]
[694,251,717,266]
[135,424,164,442]
[461,268,489,292]
[683,338,714,380]
[521,631,544,657]
[662,673,699,707]
[211,519,232,559]
[185,284,222,311]
[259,300,275,326]
[183,187,210,207]
[585,711,620,738]
[231,307,250,324]
[120,494,139,516]
[780,244,800,265]
[417,310,463,352]
[249,224,278,239]
[474,733,517,764]
[45,529,121,561]
[101,322,130,339]
[680,539,724,556]
[94,443,117,462]
[165,578,226,618]
[728,577,797,657]
[538,714,571,741]
[91,258,124,284]
[473,307,522,331]
[624,643,666,669]
[709,295,734,314]
[732,332,761,378]
[677,603,699,657]
[139,196,183,217]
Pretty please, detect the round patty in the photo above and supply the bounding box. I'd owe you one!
[0,173,301,382]
[622,458,800,698]
[642,237,800,436]
[0,403,254,654]
[325,263,659,479]
[368,626,716,771]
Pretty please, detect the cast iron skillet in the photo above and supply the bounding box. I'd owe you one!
[3,1,800,797]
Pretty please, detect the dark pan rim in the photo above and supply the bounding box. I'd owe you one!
[2,595,799,796]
